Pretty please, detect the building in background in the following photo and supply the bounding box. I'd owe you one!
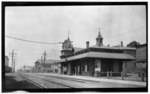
[35,59,61,73]
[5,56,9,66]
[136,44,147,71]
[57,30,136,76]
[121,43,147,74]
[5,56,12,73]
[18,65,35,72]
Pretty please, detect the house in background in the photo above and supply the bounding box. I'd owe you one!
[21,66,35,72]
[121,43,147,74]
[57,30,136,77]
[136,44,147,71]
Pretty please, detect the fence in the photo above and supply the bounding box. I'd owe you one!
[95,71,121,77]
[94,71,145,82]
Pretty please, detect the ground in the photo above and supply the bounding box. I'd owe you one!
[3,73,40,92]
[3,72,147,92]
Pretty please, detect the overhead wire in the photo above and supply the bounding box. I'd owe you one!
[5,35,61,45]
[105,25,146,40]
[5,25,146,44]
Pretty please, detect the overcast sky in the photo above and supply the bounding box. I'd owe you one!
[5,5,146,70]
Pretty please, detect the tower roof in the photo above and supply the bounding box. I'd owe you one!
[97,31,103,39]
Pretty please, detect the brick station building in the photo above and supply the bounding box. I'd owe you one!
[56,31,136,77]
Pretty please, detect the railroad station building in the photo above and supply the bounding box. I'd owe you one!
[57,31,136,77]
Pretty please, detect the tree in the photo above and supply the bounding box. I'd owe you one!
[127,41,141,48]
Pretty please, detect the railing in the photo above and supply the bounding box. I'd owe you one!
[124,67,146,73]
[94,71,145,82]
[95,71,121,77]
[124,67,147,78]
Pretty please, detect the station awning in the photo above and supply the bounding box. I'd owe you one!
[56,52,135,63]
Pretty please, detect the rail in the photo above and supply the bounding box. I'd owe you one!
[23,73,75,88]
[19,73,47,89]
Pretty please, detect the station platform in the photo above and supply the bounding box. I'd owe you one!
[36,73,146,87]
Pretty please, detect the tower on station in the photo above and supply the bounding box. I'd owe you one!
[96,28,103,46]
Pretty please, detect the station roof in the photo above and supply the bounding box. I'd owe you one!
[71,45,136,55]
[57,51,135,63]
[91,45,136,50]
[73,47,84,53]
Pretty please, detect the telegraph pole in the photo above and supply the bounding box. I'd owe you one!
[9,49,16,72]
[11,49,14,71]
[43,51,47,64]
[14,59,15,72]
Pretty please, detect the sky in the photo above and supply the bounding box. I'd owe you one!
[5,5,146,70]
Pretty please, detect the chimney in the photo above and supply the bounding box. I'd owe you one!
[121,41,123,47]
[86,41,89,48]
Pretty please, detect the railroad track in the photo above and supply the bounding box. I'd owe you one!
[19,73,47,89]
[39,74,86,83]
[20,73,145,88]
[20,73,75,88]
[38,74,105,84]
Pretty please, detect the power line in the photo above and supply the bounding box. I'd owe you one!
[5,35,61,44]
[105,25,146,40]
[5,25,146,44]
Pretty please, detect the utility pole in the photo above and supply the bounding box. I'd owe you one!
[14,59,15,72]
[9,49,16,72]
[43,51,47,64]
[11,49,14,72]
